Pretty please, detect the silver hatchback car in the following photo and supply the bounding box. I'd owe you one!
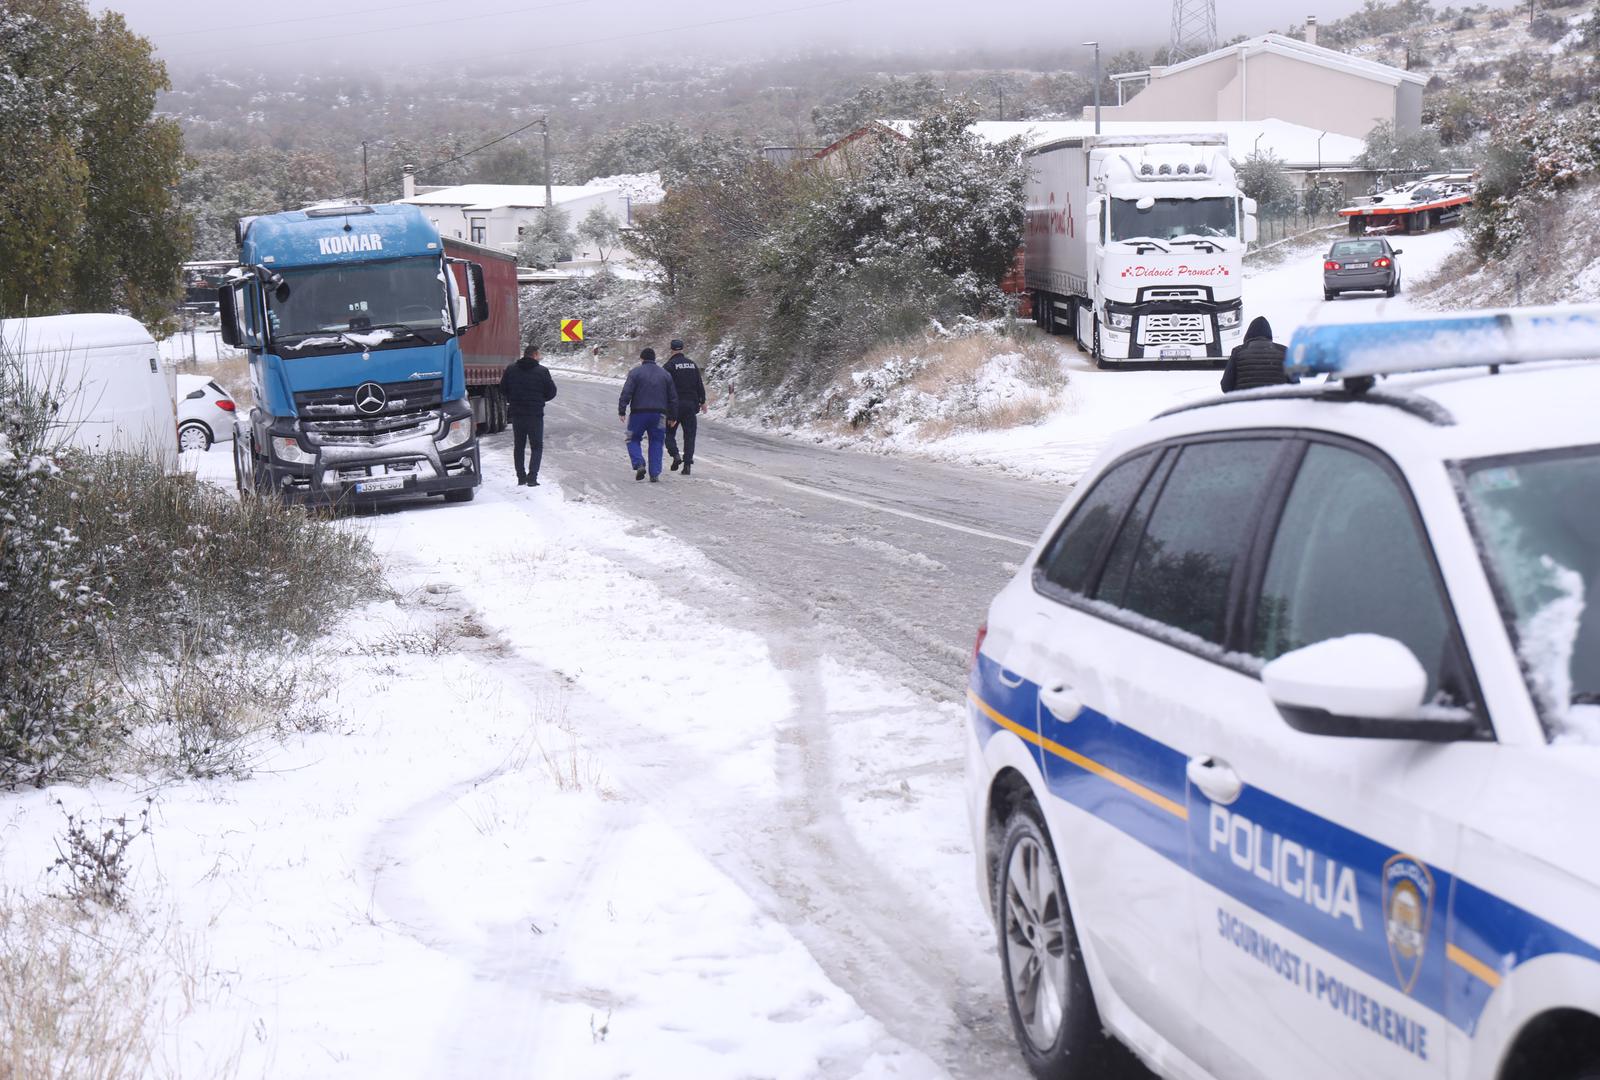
[1323,238,1402,300]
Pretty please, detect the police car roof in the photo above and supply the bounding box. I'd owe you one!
[1146,361,1600,464]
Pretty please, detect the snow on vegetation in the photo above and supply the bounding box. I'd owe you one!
[580,170,665,206]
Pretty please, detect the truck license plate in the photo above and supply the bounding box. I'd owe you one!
[354,477,405,494]
[1160,347,1192,359]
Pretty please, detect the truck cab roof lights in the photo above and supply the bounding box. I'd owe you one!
[305,204,376,218]
[1286,304,1600,381]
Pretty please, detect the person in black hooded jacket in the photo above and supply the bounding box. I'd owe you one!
[1220,316,1298,393]
[500,344,558,485]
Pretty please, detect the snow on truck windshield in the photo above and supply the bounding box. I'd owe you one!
[1110,196,1237,243]
[1461,446,1600,740]
[267,257,450,349]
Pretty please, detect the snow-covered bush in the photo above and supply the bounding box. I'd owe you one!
[0,352,112,787]
[518,271,663,361]
[0,342,381,786]
[1467,106,1600,259]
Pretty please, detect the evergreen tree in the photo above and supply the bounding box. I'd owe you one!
[0,1,191,324]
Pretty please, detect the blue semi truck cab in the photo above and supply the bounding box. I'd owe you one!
[220,202,490,506]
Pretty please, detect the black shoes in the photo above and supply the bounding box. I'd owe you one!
[670,457,681,471]
[649,475,660,483]
[515,475,526,485]
[527,478,540,486]
[681,462,692,476]
[635,466,646,481]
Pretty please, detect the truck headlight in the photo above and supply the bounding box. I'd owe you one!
[1218,308,1242,330]
[1106,310,1133,330]
[438,417,473,450]
[272,436,315,464]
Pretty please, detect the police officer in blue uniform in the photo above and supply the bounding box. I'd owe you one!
[662,339,707,476]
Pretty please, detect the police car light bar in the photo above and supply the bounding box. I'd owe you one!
[1285,304,1600,380]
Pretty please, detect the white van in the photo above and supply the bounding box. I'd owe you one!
[0,313,177,469]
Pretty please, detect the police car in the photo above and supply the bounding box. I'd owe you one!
[965,306,1600,1080]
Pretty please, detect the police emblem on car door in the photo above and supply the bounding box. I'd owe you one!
[1383,855,1435,995]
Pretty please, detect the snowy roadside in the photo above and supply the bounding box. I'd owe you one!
[724,229,1468,485]
[1,450,997,1078]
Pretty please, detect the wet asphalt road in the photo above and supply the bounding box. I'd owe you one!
[532,375,1067,700]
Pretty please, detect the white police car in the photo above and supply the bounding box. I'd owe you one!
[966,305,1600,1080]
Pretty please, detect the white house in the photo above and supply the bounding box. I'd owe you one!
[1094,31,1426,140]
[399,182,633,262]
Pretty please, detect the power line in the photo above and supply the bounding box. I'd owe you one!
[164,0,590,59]
[335,116,551,202]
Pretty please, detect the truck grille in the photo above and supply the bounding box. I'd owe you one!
[295,379,444,445]
[1140,313,1210,345]
[1144,288,1208,302]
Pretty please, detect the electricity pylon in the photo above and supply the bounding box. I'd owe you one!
[1170,0,1218,62]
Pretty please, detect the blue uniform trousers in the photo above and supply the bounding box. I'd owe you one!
[626,411,666,476]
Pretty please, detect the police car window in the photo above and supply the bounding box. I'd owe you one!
[1094,453,1172,608]
[1036,453,1151,595]
[1117,439,1280,644]
[1255,443,1464,706]
[1462,447,1600,734]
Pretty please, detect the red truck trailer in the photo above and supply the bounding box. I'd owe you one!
[443,236,521,434]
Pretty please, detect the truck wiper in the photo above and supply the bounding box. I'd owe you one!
[275,330,380,353]
[362,323,448,344]
[1116,236,1172,252]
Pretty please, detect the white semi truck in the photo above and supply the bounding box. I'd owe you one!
[1024,133,1257,368]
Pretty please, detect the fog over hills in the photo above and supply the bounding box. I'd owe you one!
[95,0,1526,74]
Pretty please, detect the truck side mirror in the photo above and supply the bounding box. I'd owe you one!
[1244,214,1259,244]
[468,263,489,325]
[218,286,240,347]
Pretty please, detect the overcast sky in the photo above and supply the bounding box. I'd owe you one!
[95,0,1500,74]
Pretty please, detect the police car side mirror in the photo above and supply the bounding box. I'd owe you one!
[1261,634,1478,742]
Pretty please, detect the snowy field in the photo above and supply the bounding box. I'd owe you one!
[855,227,1467,482]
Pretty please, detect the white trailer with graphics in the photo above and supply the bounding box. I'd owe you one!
[1025,133,1257,368]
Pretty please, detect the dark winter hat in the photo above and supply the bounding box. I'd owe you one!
[640,347,657,362]
[670,339,684,350]
[1244,316,1273,342]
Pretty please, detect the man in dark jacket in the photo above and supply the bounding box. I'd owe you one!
[1220,316,1298,393]
[662,339,707,475]
[499,344,558,485]
[618,347,678,482]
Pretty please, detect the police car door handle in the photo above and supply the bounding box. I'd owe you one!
[1040,683,1083,722]
[998,668,1025,688]
[1186,756,1243,805]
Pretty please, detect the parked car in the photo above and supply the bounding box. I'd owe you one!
[1323,238,1402,300]
[176,373,237,452]
[966,305,1600,1080]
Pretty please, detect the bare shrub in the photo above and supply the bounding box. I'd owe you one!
[49,801,153,914]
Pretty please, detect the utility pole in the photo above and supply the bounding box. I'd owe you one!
[1084,41,1102,133]
[1170,0,1219,61]
[361,141,369,202]
[539,116,552,213]
[997,83,1005,121]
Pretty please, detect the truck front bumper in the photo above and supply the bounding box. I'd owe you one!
[254,400,481,506]
[1102,297,1243,365]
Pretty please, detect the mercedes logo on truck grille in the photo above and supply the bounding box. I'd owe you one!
[354,382,387,415]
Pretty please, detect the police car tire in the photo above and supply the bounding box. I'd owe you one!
[995,810,1107,1079]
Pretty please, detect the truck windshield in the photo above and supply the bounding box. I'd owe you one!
[268,257,449,349]
[1460,446,1600,740]
[1110,197,1237,242]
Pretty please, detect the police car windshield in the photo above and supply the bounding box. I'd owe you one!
[1110,197,1237,242]
[1461,447,1600,736]
[268,257,448,343]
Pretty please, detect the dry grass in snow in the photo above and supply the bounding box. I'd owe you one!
[828,325,1067,439]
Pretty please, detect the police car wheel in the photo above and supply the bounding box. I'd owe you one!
[996,811,1103,1078]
